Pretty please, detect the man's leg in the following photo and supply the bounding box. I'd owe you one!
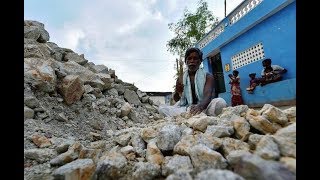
[158,102,187,117]
[205,98,227,116]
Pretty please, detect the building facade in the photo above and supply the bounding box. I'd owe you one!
[195,0,296,107]
[146,92,172,105]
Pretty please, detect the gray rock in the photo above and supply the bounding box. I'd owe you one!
[58,75,85,105]
[136,90,147,99]
[162,155,193,176]
[64,52,88,65]
[92,88,104,98]
[57,60,97,83]
[273,123,296,158]
[24,106,34,119]
[226,150,253,164]
[46,42,64,61]
[189,144,228,172]
[195,169,244,180]
[141,96,150,103]
[95,152,127,179]
[51,138,75,154]
[24,21,50,43]
[50,142,83,166]
[173,134,222,156]
[220,137,250,157]
[90,64,108,74]
[248,134,264,150]
[272,135,296,158]
[246,109,281,134]
[84,84,94,94]
[156,124,182,151]
[108,69,116,78]
[52,159,95,180]
[274,123,296,143]
[166,170,193,180]
[24,44,44,58]
[181,126,193,136]
[219,105,248,119]
[97,73,113,90]
[24,20,45,28]
[107,88,119,97]
[121,102,132,117]
[140,127,158,143]
[24,58,57,93]
[232,116,251,141]
[260,104,288,125]
[280,157,296,174]
[113,84,125,95]
[24,42,53,59]
[79,148,102,164]
[132,162,161,180]
[255,135,280,160]
[229,153,295,180]
[283,107,296,122]
[114,133,131,146]
[146,140,164,166]
[120,145,134,155]
[24,148,56,163]
[129,110,139,122]
[124,89,141,105]
[204,125,234,138]
[56,113,68,122]
[131,133,146,157]
[86,77,105,91]
[55,68,67,79]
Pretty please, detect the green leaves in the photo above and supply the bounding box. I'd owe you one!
[168,0,220,94]
[166,0,219,57]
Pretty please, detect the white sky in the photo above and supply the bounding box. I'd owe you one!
[24,0,243,92]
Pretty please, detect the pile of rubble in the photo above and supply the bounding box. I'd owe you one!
[24,20,296,180]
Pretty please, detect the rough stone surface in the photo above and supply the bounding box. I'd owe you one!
[24,20,296,180]
[52,159,95,180]
[58,75,85,105]
[195,169,244,180]
[162,155,193,176]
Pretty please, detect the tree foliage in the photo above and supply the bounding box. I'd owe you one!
[167,0,220,58]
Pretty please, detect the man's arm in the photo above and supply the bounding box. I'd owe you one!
[272,65,287,73]
[261,68,265,77]
[190,73,214,115]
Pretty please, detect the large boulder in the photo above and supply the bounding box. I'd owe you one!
[24,20,50,43]
[58,75,85,105]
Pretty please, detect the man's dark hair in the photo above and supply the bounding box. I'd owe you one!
[184,47,203,62]
[262,58,272,64]
[233,70,239,75]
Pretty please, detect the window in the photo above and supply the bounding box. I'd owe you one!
[231,42,265,70]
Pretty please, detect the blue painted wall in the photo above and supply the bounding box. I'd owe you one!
[202,57,212,73]
[219,78,296,106]
[198,0,296,106]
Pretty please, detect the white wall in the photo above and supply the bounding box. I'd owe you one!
[149,96,166,105]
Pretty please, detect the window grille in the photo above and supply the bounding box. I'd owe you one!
[231,42,265,70]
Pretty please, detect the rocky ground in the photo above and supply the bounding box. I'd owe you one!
[24,20,296,180]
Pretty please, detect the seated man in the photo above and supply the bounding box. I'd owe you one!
[158,47,227,117]
[260,58,287,86]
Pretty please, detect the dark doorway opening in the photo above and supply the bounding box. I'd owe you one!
[210,53,226,97]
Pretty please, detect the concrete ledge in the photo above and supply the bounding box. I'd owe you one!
[248,99,296,108]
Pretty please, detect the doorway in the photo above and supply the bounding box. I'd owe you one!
[210,53,226,97]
